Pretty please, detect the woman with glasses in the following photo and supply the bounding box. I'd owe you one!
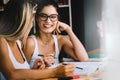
[23,0,88,69]
[0,0,75,80]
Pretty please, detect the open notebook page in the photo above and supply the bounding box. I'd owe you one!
[49,62,102,76]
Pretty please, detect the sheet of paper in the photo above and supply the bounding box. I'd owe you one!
[49,62,102,76]
[71,62,102,76]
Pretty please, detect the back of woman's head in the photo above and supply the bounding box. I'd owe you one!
[0,0,36,41]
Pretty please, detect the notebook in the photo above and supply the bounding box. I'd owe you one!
[49,62,103,76]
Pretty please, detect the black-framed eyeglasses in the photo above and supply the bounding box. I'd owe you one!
[37,13,59,22]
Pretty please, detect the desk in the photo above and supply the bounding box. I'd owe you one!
[42,73,103,80]
[42,62,104,80]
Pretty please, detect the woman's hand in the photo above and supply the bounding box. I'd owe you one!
[53,21,71,34]
[43,54,55,67]
[33,58,45,69]
[54,63,76,77]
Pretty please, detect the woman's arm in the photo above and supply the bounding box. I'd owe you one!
[23,37,35,63]
[0,37,75,80]
[57,21,88,62]
[23,36,45,69]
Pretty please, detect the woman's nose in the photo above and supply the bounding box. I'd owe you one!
[46,17,52,23]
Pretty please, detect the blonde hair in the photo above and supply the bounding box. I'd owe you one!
[0,0,34,43]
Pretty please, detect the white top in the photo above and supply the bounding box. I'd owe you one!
[29,35,60,68]
[0,40,30,80]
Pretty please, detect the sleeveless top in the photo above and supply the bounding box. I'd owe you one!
[0,40,30,80]
[29,35,60,68]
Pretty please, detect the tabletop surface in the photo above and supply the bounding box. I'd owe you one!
[42,61,104,80]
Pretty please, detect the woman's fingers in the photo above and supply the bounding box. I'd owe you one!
[43,54,55,67]
[56,21,61,33]
[33,58,45,69]
[55,64,76,77]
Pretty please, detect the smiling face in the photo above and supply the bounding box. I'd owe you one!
[36,5,58,34]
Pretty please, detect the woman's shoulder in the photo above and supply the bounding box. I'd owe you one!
[55,34,64,39]
[56,35,68,43]
[56,35,68,40]
[25,35,35,47]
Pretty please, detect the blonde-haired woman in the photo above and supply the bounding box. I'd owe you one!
[0,0,75,80]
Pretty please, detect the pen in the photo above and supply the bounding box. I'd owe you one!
[62,62,83,70]
[38,54,44,57]
[76,66,83,70]
[38,54,57,58]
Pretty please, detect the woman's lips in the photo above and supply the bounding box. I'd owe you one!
[43,24,53,28]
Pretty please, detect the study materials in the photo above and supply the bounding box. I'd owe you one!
[71,62,102,76]
[62,62,83,70]
[49,62,102,76]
